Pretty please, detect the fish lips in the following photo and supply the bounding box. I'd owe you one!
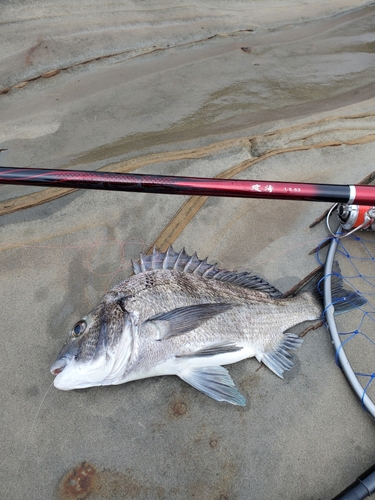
[50,357,67,376]
[50,354,113,390]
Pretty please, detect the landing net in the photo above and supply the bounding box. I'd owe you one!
[321,229,375,418]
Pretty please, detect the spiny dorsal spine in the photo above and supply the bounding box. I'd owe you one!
[132,246,283,298]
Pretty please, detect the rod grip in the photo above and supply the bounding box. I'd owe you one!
[332,464,375,500]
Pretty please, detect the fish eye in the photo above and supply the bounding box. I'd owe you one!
[72,320,87,337]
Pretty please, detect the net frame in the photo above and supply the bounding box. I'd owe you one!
[324,226,375,419]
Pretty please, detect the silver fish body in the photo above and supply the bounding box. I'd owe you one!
[50,247,364,405]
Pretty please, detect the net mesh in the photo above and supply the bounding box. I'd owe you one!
[318,231,375,413]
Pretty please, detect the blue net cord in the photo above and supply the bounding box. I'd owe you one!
[357,373,375,408]
[319,232,375,416]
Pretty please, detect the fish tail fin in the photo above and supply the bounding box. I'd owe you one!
[287,261,366,314]
[326,261,367,314]
[256,333,303,378]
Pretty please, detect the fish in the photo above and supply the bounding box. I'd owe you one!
[50,247,365,405]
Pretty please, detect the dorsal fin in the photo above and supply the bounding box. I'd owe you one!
[132,246,283,298]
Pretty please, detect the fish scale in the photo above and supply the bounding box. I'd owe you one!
[50,247,366,406]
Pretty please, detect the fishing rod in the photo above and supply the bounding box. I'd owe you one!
[1,166,375,205]
[332,462,375,499]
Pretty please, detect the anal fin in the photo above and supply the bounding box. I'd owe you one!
[256,334,303,378]
[178,365,246,406]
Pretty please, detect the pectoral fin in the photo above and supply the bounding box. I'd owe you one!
[147,303,234,340]
[178,365,246,406]
[176,341,243,358]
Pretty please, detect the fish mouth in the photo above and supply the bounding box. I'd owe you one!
[49,353,115,390]
[50,358,67,376]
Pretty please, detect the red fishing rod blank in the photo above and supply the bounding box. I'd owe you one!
[0,166,374,205]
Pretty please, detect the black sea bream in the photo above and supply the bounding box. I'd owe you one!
[50,247,364,405]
